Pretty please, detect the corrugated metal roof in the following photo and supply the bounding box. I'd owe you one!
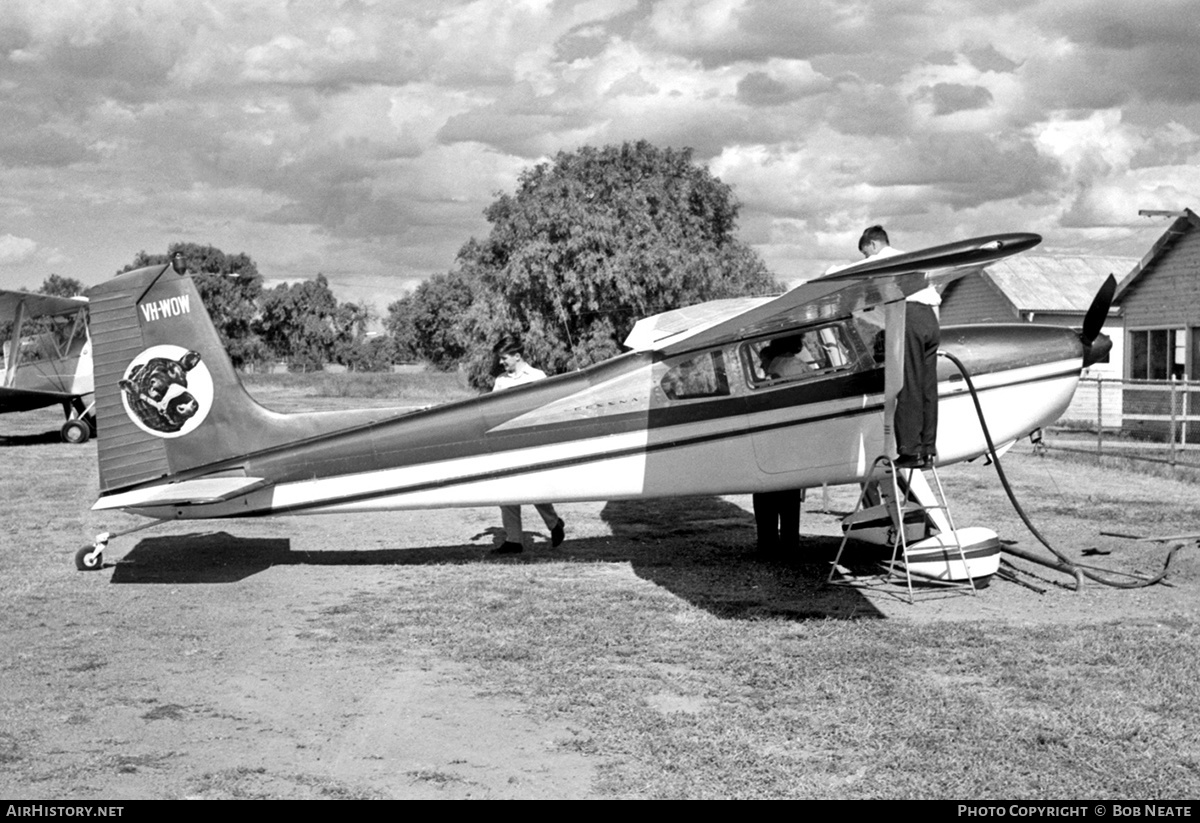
[983,255,1137,313]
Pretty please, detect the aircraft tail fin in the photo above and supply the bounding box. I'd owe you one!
[87,264,285,494]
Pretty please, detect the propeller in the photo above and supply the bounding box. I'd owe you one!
[1080,274,1116,366]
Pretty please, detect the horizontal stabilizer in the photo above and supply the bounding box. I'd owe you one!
[92,475,271,511]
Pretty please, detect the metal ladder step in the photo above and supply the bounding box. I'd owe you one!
[827,455,976,603]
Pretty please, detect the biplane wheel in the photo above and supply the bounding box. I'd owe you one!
[61,419,90,445]
[75,545,103,571]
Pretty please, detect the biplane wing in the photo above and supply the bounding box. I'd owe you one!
[0,384,85,411]
[1,288,95,442]
[0,290,89,321]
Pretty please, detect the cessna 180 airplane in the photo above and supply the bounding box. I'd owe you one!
[1,289,95,443]
[74,232,1114,572]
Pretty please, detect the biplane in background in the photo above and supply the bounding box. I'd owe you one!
[74,232,1114,571]
[1,290,95,443]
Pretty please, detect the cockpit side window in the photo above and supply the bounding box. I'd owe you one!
[660,350,730,400]
[743,322,867,387]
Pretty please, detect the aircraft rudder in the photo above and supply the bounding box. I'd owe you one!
[87,264,262,493]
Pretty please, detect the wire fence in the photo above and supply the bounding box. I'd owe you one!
[1040,376,1200,471]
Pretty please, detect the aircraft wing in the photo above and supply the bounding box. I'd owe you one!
[635,232,1042,357]
[0,290,88,319]
[91,476,272,511]
[816,232,1041,281]
[652,272,927,356]
[0,384,80,413]
[623,296,775,351]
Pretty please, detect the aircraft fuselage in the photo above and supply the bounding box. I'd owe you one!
[101,321,1087,520]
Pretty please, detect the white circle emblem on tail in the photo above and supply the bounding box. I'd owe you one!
[118,344,214,438]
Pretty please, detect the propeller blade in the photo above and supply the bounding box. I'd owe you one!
[1081,274,1117,345]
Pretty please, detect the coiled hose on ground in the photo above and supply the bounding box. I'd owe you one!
[938,350,1187,591]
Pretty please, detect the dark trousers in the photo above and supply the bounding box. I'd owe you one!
[753,489,804,551]
[895,302,940,457]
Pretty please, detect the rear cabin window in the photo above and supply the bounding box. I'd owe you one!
[660,351,730,400]
[743,323,863,387]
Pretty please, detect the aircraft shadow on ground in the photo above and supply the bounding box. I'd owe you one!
[597,497,887,621]
[0,430,64,447]
[111,498,890,620]
[112,531,503,584]
[112,533,296,584]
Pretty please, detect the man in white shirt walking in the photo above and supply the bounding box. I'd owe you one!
[491,336,566,554]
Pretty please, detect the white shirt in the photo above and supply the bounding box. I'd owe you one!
[871,246,941,308]
[825,243,941,307]
[493,360,547,392]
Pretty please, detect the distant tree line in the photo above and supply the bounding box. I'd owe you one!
[120,244,392,372]
[96,141,781,383]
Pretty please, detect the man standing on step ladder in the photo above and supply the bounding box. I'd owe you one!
[858,225,940,470]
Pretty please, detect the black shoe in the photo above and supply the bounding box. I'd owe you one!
[893,453,922,469]
[550,518,566,548]
[492,541,523,555]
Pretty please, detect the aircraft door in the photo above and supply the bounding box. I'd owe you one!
[745,316,888,482]
[640,347,756,497]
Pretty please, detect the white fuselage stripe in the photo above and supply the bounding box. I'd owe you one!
[124,360,1080,519]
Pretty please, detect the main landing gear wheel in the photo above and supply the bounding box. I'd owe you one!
[61,419,90,444]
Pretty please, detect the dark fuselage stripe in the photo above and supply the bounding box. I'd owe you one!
[237,365,1078,517]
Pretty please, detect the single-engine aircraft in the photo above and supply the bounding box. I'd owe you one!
[75,232,1115,571]
[1,289,95,443]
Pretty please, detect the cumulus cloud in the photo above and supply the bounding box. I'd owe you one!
[0,126,95,168]
[0,0,1194,303]
[736,59,831,106]
[917,83,994,117]
[0,234,38,266]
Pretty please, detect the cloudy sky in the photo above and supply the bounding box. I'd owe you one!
[1,0,1197,311]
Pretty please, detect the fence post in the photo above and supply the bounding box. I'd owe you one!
[1096,376,1104,459]
[1185,381,1195,451]
[1169,376,1178,470]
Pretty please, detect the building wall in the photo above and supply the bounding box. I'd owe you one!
[1120,228,1200,331]
[939,272,1019,325]
[1118,220,1200,439]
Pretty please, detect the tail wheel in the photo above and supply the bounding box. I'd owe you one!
[75,546,103,571]
[61,419,90,444]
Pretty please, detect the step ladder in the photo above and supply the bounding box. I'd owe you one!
[827,455,977,602]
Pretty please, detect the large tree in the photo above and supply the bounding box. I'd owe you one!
[255,274,371,371]
[455,140,782,387]
[384,270,477,370]
[122,243,268,368]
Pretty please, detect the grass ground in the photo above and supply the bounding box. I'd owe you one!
[338,583,1200,799]
[3,373,1200,799]
[242,368,477,411]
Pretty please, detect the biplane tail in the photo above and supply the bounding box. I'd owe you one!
[87,264,288,496]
